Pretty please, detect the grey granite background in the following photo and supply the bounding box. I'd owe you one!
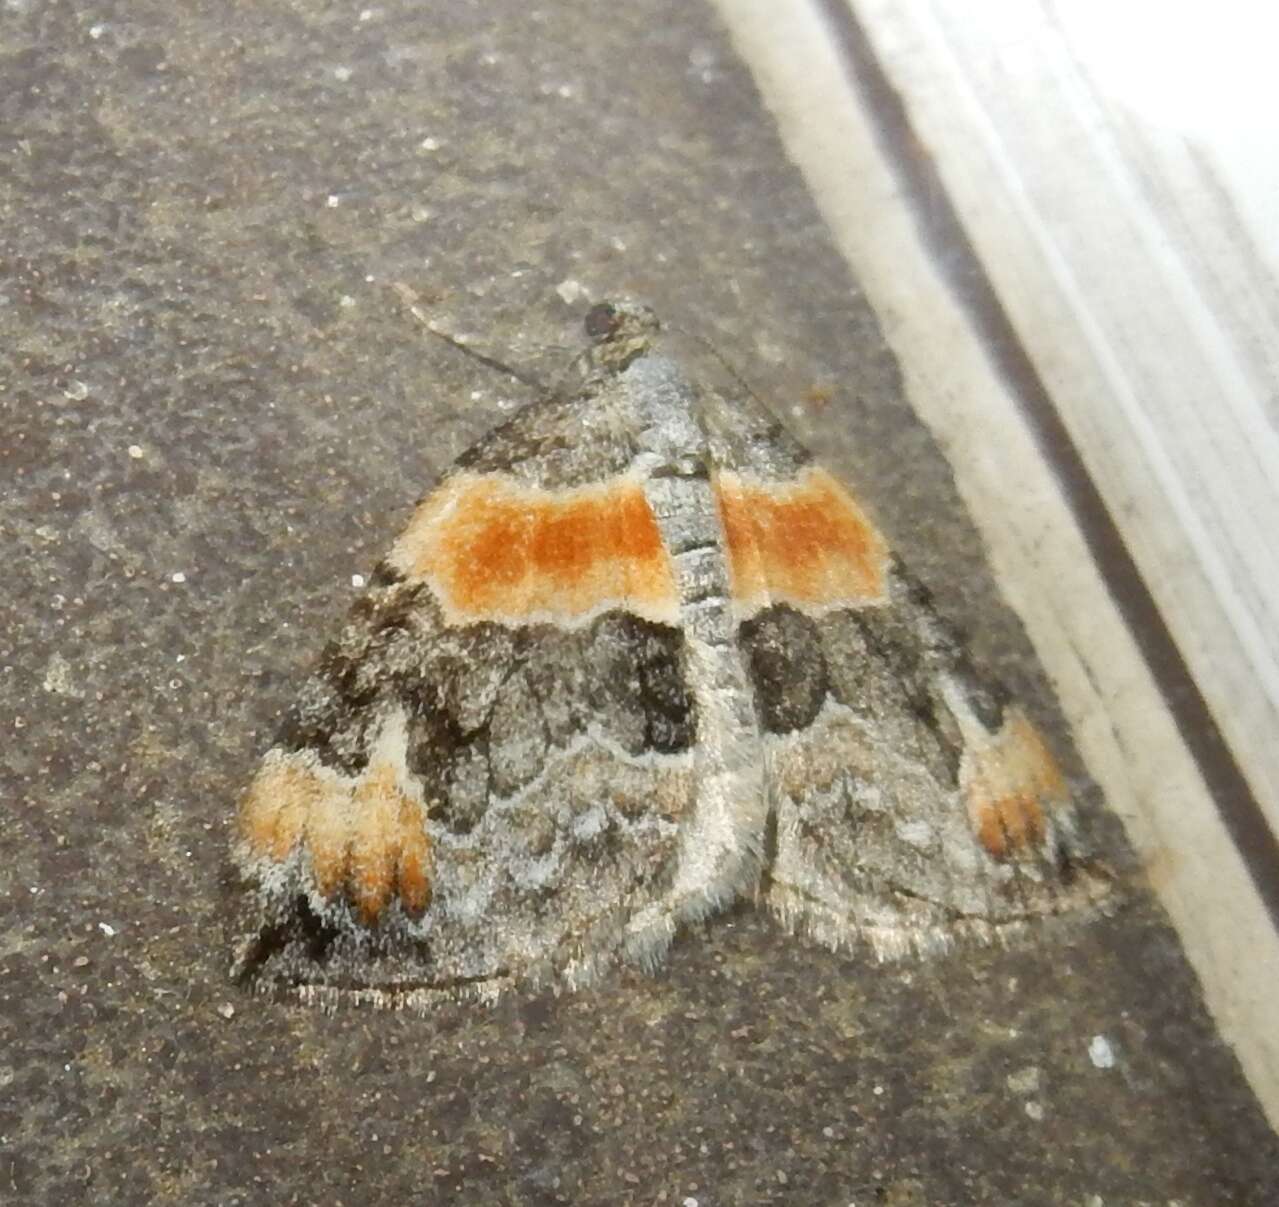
[1,1,1275,1203]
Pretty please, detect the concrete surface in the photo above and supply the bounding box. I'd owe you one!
[1,2,1276,1203]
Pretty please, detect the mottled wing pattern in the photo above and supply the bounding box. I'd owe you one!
[698,383,1112,958]
[234,384,699,1007]
[234,300,1113,1010]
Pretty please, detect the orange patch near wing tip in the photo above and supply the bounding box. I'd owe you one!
[965,713,1066,860]
[239,757,317,862]
[716,467,889,611]
[349,763,398,921]
[394,474,677,623]
[396,845,433,916]
[974,793,1048,860]
[241,751,433,924]
[351,765,435,923]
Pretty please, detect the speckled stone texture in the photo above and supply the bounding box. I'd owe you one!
[1,2,1275,1203]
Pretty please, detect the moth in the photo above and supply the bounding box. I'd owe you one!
[232,300,1111,1008]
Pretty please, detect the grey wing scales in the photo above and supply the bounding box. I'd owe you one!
[694,379,1112,958]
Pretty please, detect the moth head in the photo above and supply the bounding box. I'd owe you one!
[583,299,660,369]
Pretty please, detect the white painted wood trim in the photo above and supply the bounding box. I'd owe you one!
[854,0,1279,828]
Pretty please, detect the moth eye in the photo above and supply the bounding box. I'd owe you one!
[583,302,620,340]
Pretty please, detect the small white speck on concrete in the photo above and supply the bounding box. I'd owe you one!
[127,444,144,459]
[171,571,186,583]
[333,65,353,82]
[872,1084,884,1096]
[351,574,366,589]
[89,23,106,39]
[359,9,374,21]
[411,204,431,223]
[63,380,89,401]
[1024,1101,1045,1121]
[326,194,341,208]
[43,653,84,699]
[1006,1065,1041,1095]
[1088,1034,1116,1069]
[97,922,116,937]
[420,136,442,151]
[217,1002,236,1020]
[339,295,356,309]
[682,1199,699,1207]
[556,278,587,304]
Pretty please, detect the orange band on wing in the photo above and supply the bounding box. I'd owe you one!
[388,473,680,625]
[715,467,889,614]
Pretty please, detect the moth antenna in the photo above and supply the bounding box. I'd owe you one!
[666,317,771,413]
[391,281,550,393]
